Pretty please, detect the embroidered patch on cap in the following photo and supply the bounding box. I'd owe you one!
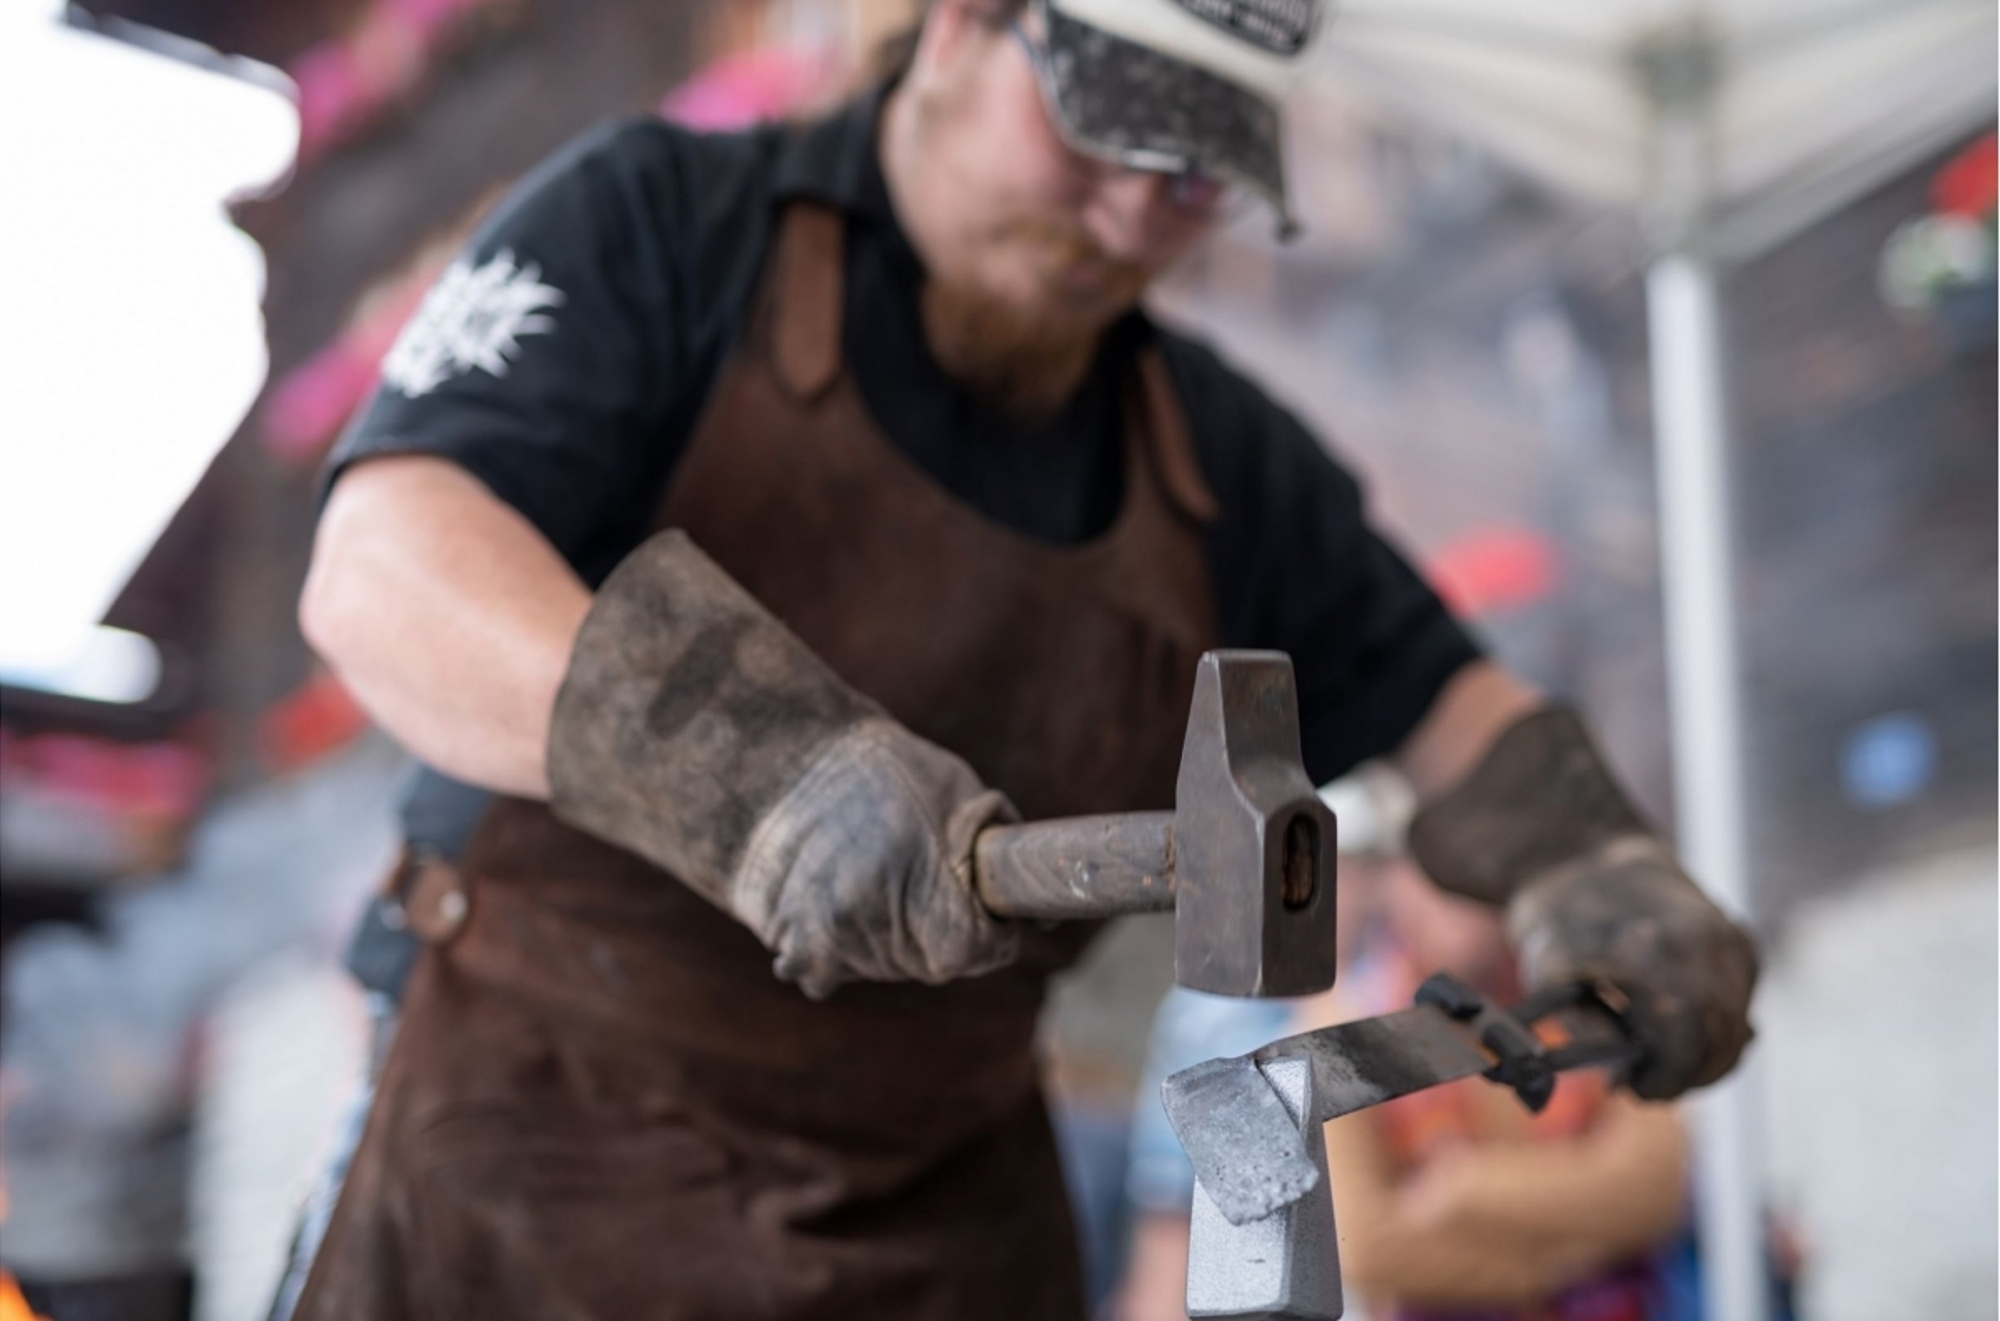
[1169,0,1317,55]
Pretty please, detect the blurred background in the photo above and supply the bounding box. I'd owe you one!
[0,0,1992,1319]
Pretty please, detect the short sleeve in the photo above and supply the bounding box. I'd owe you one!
[1162,336,1483,785]
[325,119,692,584]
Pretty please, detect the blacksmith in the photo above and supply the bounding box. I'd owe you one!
[294,0,1757,1313]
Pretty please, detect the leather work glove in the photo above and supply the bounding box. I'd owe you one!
[546,530,1021,999]
[1407,708,1758,1099]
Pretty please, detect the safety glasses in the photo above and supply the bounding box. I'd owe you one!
[1005,15,1244,221]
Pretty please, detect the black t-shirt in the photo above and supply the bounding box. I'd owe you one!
[331,88,1480,852]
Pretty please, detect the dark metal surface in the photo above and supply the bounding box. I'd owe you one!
[1171,651,1340,997]
[1162,1056,1324,1224]
[1257,1003,1497,1121]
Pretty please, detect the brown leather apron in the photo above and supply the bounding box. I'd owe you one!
[295,201,1219,1320]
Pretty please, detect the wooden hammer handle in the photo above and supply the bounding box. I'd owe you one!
[972,812,1177,920]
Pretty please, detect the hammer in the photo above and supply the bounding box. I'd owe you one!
[969,649,1339,998]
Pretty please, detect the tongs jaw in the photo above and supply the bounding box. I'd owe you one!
[1414,972,1642,1114]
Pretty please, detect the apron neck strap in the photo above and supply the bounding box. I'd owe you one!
[767,199,1221,528]
[1132,348,1220,525]
[770,201,846,402]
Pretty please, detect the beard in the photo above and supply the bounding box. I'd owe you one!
[919,216,1152,420]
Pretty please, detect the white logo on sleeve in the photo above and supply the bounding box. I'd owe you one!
[382,249,565,397]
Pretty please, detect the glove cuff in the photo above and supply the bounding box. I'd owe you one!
[546,529,878,900]
[1407,706,1650,905]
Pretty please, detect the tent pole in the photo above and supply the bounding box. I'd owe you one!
[1645,250,1767,1321]
[1636,22,1767,1321]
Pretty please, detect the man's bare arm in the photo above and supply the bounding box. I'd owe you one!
[299,454,591,798]
[1392,660,1541,803]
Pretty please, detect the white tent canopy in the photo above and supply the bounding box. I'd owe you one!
[1312,0,1997,254]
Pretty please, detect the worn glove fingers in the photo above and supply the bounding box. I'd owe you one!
[772,944,844,1002]
[746,727,1022,995]
[1509,836,1759,1100]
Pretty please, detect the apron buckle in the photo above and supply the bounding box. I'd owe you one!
[385,843,471,943]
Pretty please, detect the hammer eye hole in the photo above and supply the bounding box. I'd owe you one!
[1281,814,1319,911]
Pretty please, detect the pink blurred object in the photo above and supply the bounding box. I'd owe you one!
[290,43,370,160]
[1424,525,1562,619]
[289,0,500,161]
[263,280,429,464]
[660,46,835,131]
[263,342,382,463]
[0,727,210,821]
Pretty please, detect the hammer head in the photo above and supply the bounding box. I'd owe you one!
[1173,651,1339,997]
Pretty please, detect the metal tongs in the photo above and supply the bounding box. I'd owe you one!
[1161,973,1643,1319]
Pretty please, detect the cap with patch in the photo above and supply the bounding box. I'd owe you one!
[1026,0,1325,232]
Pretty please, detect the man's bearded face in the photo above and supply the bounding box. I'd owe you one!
[896,5,1221,350]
